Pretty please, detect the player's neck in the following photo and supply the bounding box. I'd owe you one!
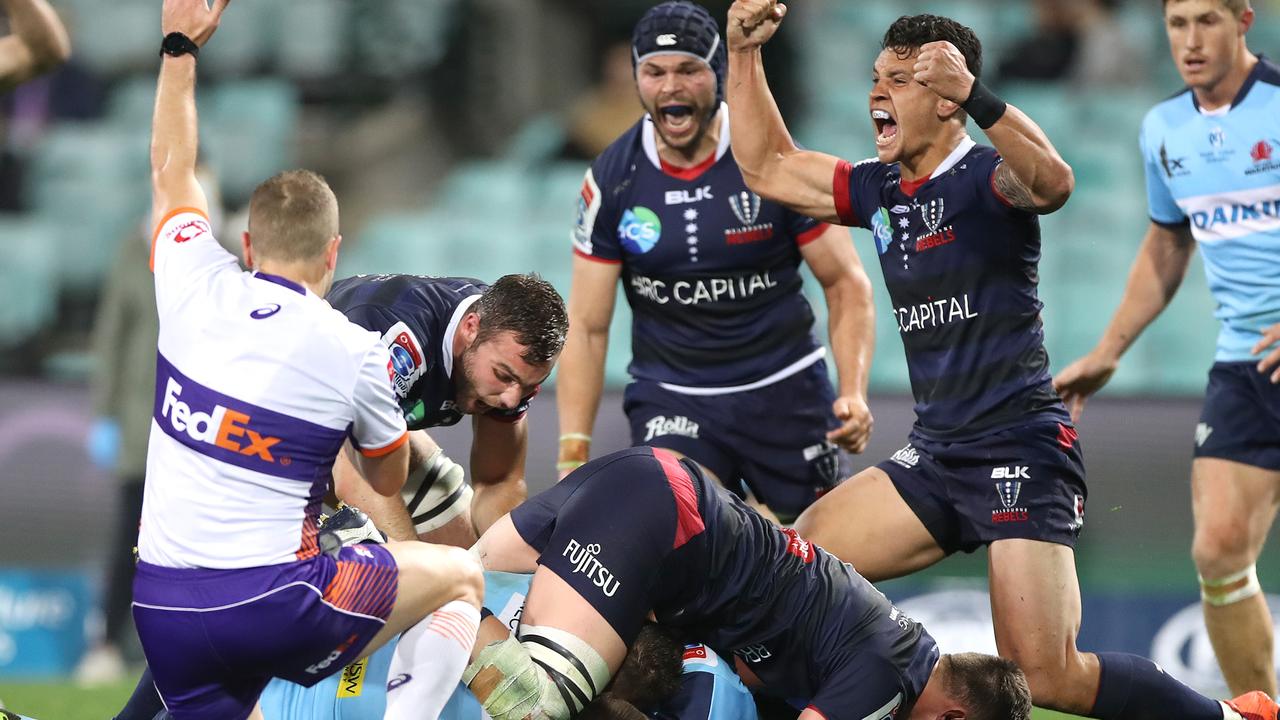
[654,106,723,169]
[253,261,325,296]
[1193,48,1258,111]
[899,126,968,183]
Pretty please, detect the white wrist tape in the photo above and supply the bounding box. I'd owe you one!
[1200,564,1262,607]
[463,635,571,720]
[403,447,472,534]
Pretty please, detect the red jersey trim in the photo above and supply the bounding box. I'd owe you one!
[573,247,622,265]
[652,448,706,549]
[795,222,831,247]
[832,161,859,226]
[659,151,719,182]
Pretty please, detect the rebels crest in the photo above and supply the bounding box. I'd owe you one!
[729,191,762,226]
[920,198,945,234]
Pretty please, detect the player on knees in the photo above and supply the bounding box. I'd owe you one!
[135,3,481,717]
[327,273,567,549]
[1055,0,1279,702]
[725,2,1277,718]
[556,0,875,525]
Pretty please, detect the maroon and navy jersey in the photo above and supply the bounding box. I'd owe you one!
[834,139,1069,441]
[327,275,534,430]
[572,109,831,388]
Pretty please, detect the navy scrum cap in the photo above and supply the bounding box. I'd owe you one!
[632,1,727,105]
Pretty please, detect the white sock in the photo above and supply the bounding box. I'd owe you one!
[383,600,481,720]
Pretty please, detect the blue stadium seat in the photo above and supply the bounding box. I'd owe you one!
[0,215,59,347]
[277,0,348,78]
[203,80,299,202]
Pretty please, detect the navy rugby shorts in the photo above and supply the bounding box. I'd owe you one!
[1193,361,1280,471]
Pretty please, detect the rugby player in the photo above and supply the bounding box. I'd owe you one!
[133,2,481,717]
[557,0,876,523]
[327,274,568,547]
[724,3,1278,718]
[466,447,1034,720]
[0,0,69,91]
[1055,0,1280,700]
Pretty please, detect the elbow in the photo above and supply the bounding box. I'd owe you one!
[1037,162,1075,214]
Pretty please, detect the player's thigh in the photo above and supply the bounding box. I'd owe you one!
[1191,457,1280,562]
[988,538,1084,670]
[793,466,944,582]
[521,565,628,673]
[366,540,483,656]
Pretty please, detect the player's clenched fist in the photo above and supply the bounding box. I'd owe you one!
[911,40,974,104]
[162,0,229,47]
[727,0,787,52]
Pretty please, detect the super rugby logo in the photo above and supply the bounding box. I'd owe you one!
[161,378,281,462]
[381,322,425,400]
[572,171,602,255]
[563,539,621,597]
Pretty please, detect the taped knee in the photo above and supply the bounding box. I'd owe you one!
[402,448,472,534]
[1200,564,1262,607]
[462,626,610,720]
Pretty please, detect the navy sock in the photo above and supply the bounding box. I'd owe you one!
[1090,652,1223,720]
[113,665,165,720]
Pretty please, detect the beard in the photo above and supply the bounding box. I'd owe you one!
[452,345,485,415]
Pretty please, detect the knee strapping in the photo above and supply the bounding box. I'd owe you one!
[462,626,610,720]
[403,448,472,534]
[1200,564,1262,606]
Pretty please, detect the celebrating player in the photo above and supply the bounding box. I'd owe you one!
[327,273,568,547]
[724,2,1278,718]
[134,2,482,717]
[1055,0,1280,700]
[557,0,875,523]
[465,447,1034,720]
[0,0,70,92]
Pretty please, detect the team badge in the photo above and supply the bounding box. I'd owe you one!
[728,191,761,226]
[920,198,945,234]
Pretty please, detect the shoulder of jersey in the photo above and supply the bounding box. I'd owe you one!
[590,118,648,190]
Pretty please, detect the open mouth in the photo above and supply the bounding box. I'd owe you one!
[1183,56,1208,73]
[659,104,697,137]
[872,108,898,147]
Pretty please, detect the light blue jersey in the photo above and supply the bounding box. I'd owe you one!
[651,644,757,720]
[1141,56,1280,361]
[257,570,533,720]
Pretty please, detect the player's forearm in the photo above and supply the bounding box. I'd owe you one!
[1,0,70,75]
[150,55,200,213]
[824,272,875,399]
[555,327,609,463]
[725,47,798,194]
[1093,230,1194,362]
[334,447,417,541]
[982,105,1074,213]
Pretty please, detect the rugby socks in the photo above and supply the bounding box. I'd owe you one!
[1091,652,1227,719]
[112,665,166,720]
[384,600,481,720]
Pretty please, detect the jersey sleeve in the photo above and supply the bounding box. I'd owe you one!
[832,160,880,229]
[652,667,716,720]
[980,154,1032,216]
[784,208,831,248]
[340,303,428,406]
[1140,124,1189,227]
[349,342,409,458]
[571,166,623,263]
[150,208,238,315]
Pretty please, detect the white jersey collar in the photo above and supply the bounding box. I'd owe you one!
[641,102,731,171]
[930,135,977,179]
[441,294,481,379]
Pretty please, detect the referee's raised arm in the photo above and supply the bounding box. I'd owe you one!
[150,0,228,231]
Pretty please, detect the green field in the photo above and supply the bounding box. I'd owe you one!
[0,679,1086,719]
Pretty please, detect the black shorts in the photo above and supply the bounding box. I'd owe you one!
[623,359,848,519]
[1194,361,1280,471]
[876,421,1088,554]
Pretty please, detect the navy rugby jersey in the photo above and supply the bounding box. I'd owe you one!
[572,106,831,388]
[835,138,1068,441]
[512,447,932,707]
[327,275,534,430]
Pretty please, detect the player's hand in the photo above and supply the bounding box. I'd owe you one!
[1252,322,1280,382]
[556,437,590,481]
[827,395,873,454]
[162,0,229,47]
[727,0,787,53]
[1053,352,1118,422]
[912,41,975,104]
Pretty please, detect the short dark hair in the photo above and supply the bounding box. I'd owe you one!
[882,14,984,79]
[944,653,1033,720]
[1162,0,1250,18]
[471,273,568,366]
[576,694,649,720]
[609,624,685,710]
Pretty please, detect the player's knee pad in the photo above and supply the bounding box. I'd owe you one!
[1199,564,1262,607]
[402,447,472,534]
[462,625,610,720]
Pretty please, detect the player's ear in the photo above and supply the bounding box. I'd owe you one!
[1238,6,1254,34]
[937,97,962,121]
[325,234,342,272]
[459,312,481,347]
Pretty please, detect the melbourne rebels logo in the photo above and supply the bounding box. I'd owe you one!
[728,191,761,226]
[920,198,945,234]
[992,474,1029,524]
[724,191,774,245]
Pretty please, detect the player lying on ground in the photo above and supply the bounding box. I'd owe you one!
[466,446,1034,720]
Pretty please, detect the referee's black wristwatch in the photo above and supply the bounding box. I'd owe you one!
[159,32,200,59]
